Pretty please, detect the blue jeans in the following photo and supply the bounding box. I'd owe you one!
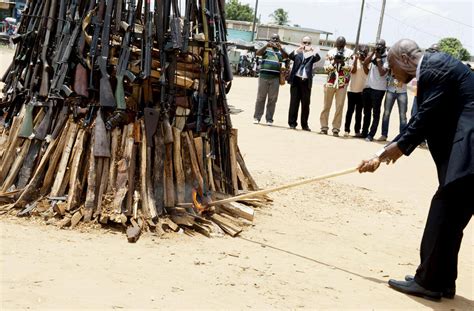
[381,91,408,137]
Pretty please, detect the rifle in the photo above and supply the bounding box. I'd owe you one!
[98,0,116,108]
[214,0,233,84]
[141,0,152,80]
[182,0,192,51]
[39,0,59,97]
[74,0,97,98]
[115,0,137,111]
[88,0,106,94]
[52,0,79,74]
[18,0,53,138]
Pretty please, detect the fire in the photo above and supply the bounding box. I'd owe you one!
[192,188,208,213]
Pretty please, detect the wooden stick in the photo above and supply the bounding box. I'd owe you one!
[50,122,79,197]
[173,127,185,203]
[229,129,239,194]
[66,129,86,211]
[106,128,121,193]
[41,121,70,195]
[236,147,258,191]
[1,139,31,191]
[209,167,359,207]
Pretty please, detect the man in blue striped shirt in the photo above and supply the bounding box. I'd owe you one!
[253,34,288,125]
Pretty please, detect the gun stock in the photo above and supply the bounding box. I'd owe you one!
[18,103,35,138]
[34,101,54,140]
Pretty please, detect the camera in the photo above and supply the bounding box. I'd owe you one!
[358,50,367,58]
[375,46,385,55]
[334,50,345,64]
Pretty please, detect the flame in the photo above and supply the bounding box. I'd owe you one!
[192,188,207,213]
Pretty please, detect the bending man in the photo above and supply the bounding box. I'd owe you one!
[359,39,474,300]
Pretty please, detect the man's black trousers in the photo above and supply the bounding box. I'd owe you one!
[344,91,364,134]
[414,174,473,292]
[288,77,311,129]
[362,88,385,138]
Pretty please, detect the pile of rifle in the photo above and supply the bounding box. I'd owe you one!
[0,0,268,241]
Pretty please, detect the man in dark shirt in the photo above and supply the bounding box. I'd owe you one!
[287,36,321,131]
[359,39,474,301]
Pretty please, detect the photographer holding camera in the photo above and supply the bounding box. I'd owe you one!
[343,45,369,137]
[361,39,389,141]
[287,36,321,131]
[320,36,353,136]
[253,34,288,126]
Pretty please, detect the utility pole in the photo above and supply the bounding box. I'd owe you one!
[354,0,365,51]
[376,0,386,42]
[251,0,259,41]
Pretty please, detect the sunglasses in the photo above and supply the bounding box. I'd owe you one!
[271,38,279,42]
[302,41,311,45]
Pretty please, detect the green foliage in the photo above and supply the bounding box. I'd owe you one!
[438,37,471,61]
[269,8,289,26]
[225,0,254,22]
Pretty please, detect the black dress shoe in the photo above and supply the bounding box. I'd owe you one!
[404,275,455,299]
[302,127,311,132]
[388,279,442,300]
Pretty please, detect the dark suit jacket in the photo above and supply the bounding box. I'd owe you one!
[288,50,321,87]
[394,52,474,187]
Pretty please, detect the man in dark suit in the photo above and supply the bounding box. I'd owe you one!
[359,39,474,300]
[287,36,321,131]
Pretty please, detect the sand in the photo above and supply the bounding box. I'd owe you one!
[1,47,472,310]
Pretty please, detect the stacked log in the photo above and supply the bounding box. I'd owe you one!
[0,0,268,241]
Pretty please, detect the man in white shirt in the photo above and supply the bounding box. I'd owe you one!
[344,45,369,137]
[361,39,388,141]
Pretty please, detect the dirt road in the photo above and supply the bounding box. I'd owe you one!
[1,47,472,309]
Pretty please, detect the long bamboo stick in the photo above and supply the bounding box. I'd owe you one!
[208,167,359,207]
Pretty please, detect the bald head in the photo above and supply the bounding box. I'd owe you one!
[388,39,423,83]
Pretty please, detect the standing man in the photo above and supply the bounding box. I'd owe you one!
[344,45,369,137]
[378,73,408,141]
[359,39,474,300]
[287,36,321,131]
[320,36,353,136]
[361,39,388,141]
[253,34,287,125]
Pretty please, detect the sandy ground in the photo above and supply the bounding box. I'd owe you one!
[0,47,472,310]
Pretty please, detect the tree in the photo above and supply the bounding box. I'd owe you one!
[438,37,470,61]
[269,8,289,26]
[225,0,254,22]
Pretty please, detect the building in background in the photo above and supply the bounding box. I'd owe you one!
[0,0,15,21]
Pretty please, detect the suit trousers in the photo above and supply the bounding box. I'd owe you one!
[320,85,347,133]
[414,174,473,292]
[362,88,386,138]
[253,77,280,123]
[344,91,364,134]
[288,77,311,128]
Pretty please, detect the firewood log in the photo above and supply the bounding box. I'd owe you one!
[50,122,79,197]
[41,121,71,195]
[229,129,239,194]
[1,139,31,191]
[173,127,185,203]
[106,128,121,193]
[236,146,258,191]
[66,129,86,211]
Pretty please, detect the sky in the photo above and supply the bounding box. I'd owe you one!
[237,0,474,54]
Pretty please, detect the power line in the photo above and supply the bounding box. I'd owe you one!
[366,2,473,49]
[401,0,474,29]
